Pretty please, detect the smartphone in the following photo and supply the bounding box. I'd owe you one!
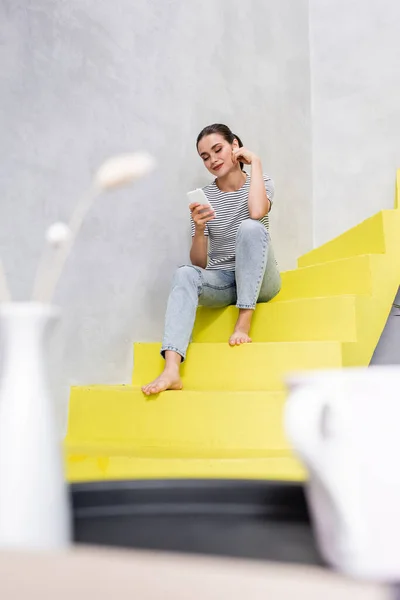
[187,188,211,206]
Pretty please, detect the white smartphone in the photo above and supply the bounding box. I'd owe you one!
[187,188,211,206]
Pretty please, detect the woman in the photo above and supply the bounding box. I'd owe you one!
[142,123,281,396]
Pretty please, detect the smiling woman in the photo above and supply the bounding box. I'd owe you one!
[142,123,281,397]
[197,124,246,172]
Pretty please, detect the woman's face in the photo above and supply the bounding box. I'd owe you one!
[197,133,239,177]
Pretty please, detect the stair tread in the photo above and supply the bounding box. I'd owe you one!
[198,294,360,310]
[66,441,294,459]
[135,340,343,348]
[284,252,377,272]
[66,453,306,482]
[70,385,285,396]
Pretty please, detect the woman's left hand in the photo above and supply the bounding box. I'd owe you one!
[232,147,259,166]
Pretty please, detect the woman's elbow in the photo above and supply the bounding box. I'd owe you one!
[192,260,207,269]
[190,255,207,269]
[249,209,266,220]
[249,200,271,220]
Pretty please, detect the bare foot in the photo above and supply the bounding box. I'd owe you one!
[229,330,252,346]
[142,368,183,396]
[229,308,254,346]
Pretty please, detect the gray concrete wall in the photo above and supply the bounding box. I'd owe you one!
[0,0,312,427]
[309,0,400,246]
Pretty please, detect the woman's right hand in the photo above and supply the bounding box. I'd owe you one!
[189,202,215,231]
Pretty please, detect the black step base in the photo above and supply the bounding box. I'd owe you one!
[71,479,322,565]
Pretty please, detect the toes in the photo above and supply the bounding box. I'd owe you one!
[229,333,252,346]
[142,383,156,395]
[150,381,165,395]
[142,376,178,395]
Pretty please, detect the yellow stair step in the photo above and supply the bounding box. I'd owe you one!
[342,286,400,366]
[65,188,400,485]
[67,387,290,452]
[193,295,358,343]
[298,209,400,268]
[66,446,305,483]
[132,341,343,391]
[298,211,386,267]
[341,220,400,366]
[381,208,400,251]
[274,254,378,302]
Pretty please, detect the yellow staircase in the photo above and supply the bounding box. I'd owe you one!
[66,174,400,483]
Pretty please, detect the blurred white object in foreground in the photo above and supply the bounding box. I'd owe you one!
[0,152,155,551]
[0,547,389,600]
[45,222,72,248]
[285,366,400,581]
[0,261,11,303]
[33,151,156,303]
[0,303,70,549]
[94,152,155,190]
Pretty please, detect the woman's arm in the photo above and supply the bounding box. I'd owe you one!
[248,157,271,220]
[190,230,208,268]
[189,202,215,268]
[232,148,271,220]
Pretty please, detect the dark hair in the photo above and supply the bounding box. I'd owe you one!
[196,123,244,171]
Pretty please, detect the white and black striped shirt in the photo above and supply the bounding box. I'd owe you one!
[190,172,274,270]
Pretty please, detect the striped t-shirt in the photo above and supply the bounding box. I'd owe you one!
[190,172,274,271]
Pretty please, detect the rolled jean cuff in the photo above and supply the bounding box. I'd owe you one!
[236,303,256,310]
[161,345,186,361]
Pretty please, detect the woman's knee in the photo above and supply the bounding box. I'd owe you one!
[173,265,201,288]
[237,219,268,245]
[238,219,266,236]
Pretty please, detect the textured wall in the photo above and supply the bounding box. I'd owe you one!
[0,0,312,427]
[309,0,400,245]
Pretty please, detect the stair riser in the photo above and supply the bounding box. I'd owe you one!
[68,390,289,451]
[132,342,343,391]
[275,254,374,302]
[343,247,400,366]
[298,212,386,267]
[193,296,357,343]
[298,209,400,268]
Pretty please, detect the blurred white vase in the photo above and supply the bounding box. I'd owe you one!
[0,303,70,549]
[285,367,400,582]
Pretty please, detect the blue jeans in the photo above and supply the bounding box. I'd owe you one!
[161,219,281,360]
